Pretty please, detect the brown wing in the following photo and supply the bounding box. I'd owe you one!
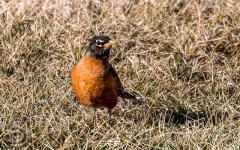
[109,65,136,101]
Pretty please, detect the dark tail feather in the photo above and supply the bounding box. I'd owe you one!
[116,88,136,101]
[124,91,136,100]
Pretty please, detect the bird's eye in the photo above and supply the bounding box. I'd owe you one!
[96,40,104,47]
[96,39,103,47]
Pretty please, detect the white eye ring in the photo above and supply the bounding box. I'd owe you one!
[96,39,104,43]
[96,39,104,47]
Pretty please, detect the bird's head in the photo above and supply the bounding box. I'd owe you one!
[85,35,115,59]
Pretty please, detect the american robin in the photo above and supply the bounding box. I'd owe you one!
[71,35,136,124]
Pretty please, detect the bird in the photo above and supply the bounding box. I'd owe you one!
[71,35,136,124]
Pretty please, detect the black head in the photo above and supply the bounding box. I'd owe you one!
[85,35,115,59]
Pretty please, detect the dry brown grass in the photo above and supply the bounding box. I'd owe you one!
[0,0,240,149]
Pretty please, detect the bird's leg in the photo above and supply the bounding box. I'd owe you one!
[108,109,112,125]
[92,108,97,125]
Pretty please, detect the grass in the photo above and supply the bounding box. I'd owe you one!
[0,0,240,149]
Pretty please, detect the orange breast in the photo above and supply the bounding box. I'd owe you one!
[70,56,118,109]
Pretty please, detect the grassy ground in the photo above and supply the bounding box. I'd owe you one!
[0,0,240,149]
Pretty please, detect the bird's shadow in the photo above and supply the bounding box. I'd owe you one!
[148,107,240,127]
[115,98,240,127]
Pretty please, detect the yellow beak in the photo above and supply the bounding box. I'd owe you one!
[103,41,115,48]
